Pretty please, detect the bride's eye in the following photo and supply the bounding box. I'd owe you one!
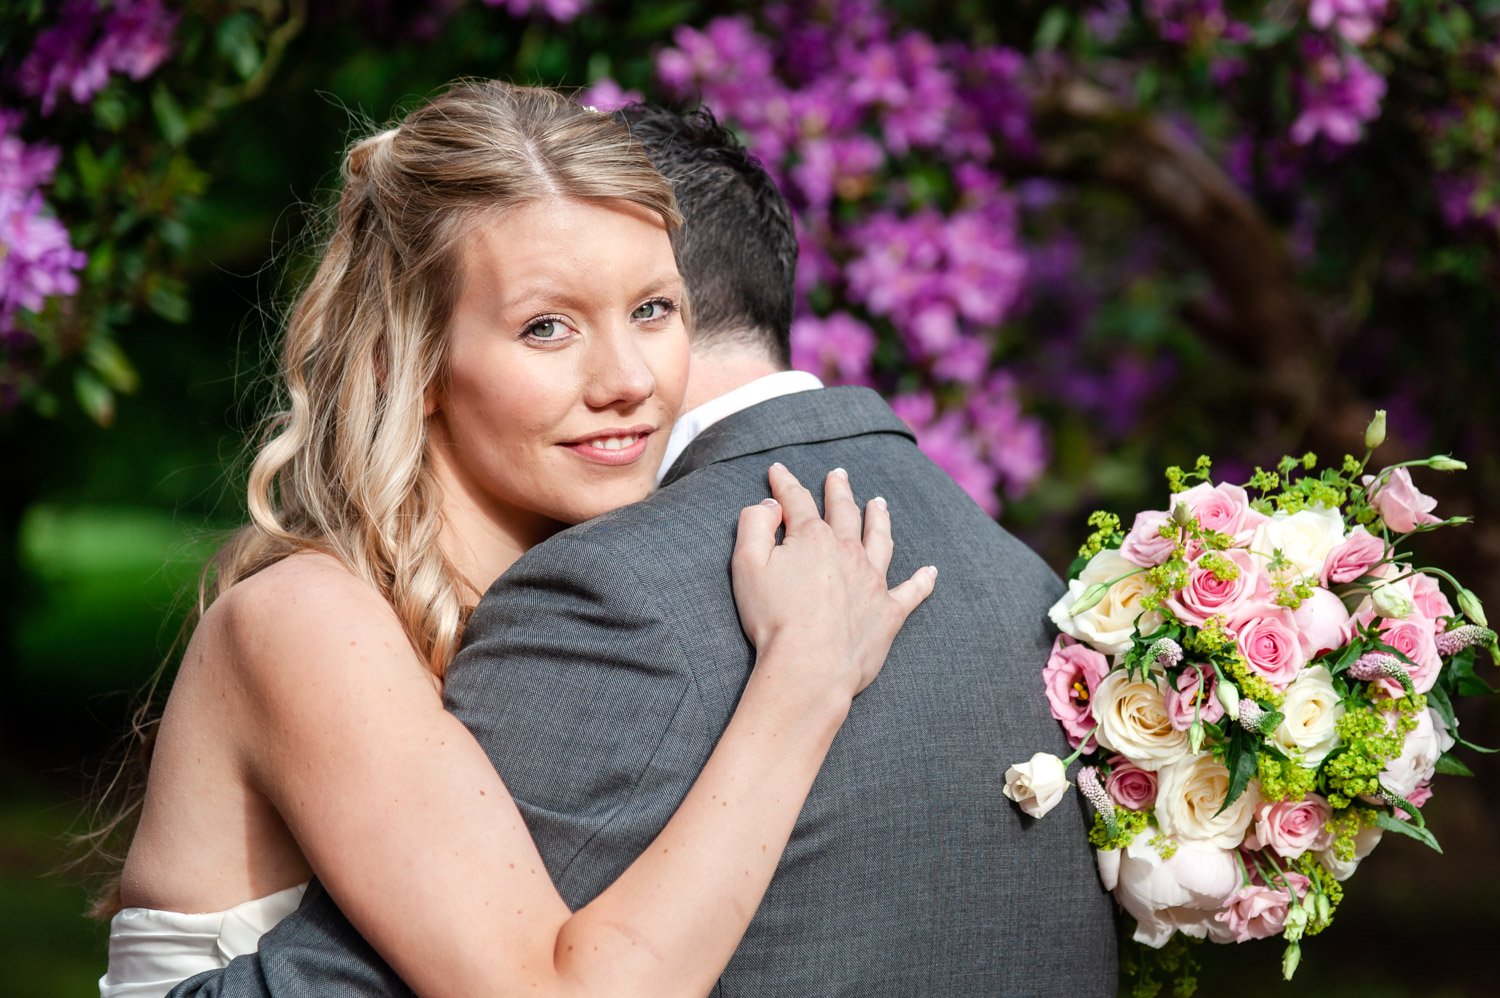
[632,298,678,323]
[522,316,571,343]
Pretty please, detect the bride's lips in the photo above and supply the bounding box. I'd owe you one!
[560,425,655,466]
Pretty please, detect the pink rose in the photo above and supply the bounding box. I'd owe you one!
[1408,572,1454,623]
[1231,608,1307,690]
[1322,525,1386,585]
[1105,754,1159,810]
[1165,550,1266,627]
[1209,872,1310,944]
[1120,510,1177,567]
[1175,482,1268,545]
[1373,617,1441,696]
[1163,665,1226,732]
[1364,467,1441,533]
[1290,587,1353,659]
[1042,635,1109,750]
[1243,794,1334,859]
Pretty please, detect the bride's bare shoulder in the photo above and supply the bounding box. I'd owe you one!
[190,551,423,699]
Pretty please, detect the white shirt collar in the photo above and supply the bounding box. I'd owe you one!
[656,370,824,484]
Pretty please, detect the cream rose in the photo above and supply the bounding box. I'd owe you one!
[1270,666,1344,765]
[1048,548,1159,656]
[1002,752,1071,819]
[1153,753,1260,849]
[1251,506,1347,581]
[1092,669,1191,768]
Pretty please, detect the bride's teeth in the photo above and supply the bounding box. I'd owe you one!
[590,435,638,451]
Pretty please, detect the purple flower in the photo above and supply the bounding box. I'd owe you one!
[968,372,1049,496]
[17,0,177,115]
[1,111,85,343]
[2,189,87,342]
[892,391,1002,515]
[1307,0,1388,45]
[789,133,885,211]
[790,311,876,386]
[1290,43,1386,146]
[485,0,589,20]
[0,111,62,193]
[96,0,178,80]
[1144,0,1249,46]
[576,78,642,113]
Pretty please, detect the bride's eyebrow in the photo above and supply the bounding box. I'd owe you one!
[632,273,686,299]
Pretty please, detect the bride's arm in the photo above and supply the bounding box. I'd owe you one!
[228,466,933,998]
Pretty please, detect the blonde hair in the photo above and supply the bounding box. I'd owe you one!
[80,80,680,913]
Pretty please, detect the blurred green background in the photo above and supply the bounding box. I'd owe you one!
[4,1,1499,995]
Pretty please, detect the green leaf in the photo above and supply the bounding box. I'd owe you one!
[1216,728,1258,816]
[85,338,140,394]
[215,11,263,81]
[1372,811,1443,853]
[1447,648,1496,696]
[74,145,108,199]
[1426,681,1458,733]
[1434,753,1474,777]
[1034,7,1070,51]
[74,371,116,427]
[146,277,191,324]
[152,85,189,146]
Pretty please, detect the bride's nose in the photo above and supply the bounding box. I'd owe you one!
[581,323,655,409]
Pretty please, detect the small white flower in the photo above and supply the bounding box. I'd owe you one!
[1003,752,1071,819]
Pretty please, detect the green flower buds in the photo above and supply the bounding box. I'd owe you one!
[1364,410,1387,450]
[1458,588,1488,628]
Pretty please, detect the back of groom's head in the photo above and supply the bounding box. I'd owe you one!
[614,104,796,367]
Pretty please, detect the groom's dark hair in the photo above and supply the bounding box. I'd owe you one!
[614,103,796,367]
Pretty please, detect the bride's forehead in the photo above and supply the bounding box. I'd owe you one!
[456,201,679,301]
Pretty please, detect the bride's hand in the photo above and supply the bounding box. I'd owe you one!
[732,463,937,704]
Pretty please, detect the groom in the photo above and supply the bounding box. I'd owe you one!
[171,106,1115,995]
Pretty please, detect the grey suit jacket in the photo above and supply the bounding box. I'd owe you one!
[170,386,1116,997]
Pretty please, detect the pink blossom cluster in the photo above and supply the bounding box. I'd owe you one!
[1290,37,1387,147]
[647,0,1047,514]
[1038,457,1484,952]
[16,0,178,115]
[1306,0,1389,45]
[0,111,85,351]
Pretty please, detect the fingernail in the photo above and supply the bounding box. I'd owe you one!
[924,565,938,579]
[870,496,887,508]
[770,462,786,473]
[761,497,780,508]
[832,467,848,479]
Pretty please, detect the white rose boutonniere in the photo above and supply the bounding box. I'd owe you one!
[1002,752,1071,819]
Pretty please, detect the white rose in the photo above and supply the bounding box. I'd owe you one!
[1002,752,1071,818]
[1379,708,1455,798]
[1092,670,1191,768]
[1154,753,1260,849]
[1106,829,1240,948]
[1317,826,1383,882]
[1270,666,1345,766]
[1251,507,1346,580]
[1048,549,1160,656]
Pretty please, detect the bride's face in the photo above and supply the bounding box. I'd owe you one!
[428,196,689,543]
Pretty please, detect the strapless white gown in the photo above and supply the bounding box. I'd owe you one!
[99,882,308,998]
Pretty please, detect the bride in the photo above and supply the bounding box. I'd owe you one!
[96,80,935,997]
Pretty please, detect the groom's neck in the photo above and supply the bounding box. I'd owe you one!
[681,340,787,414]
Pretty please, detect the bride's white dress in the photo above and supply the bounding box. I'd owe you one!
[98,882,308,998]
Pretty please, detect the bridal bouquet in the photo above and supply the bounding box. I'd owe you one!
[1004,412,1497,985]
